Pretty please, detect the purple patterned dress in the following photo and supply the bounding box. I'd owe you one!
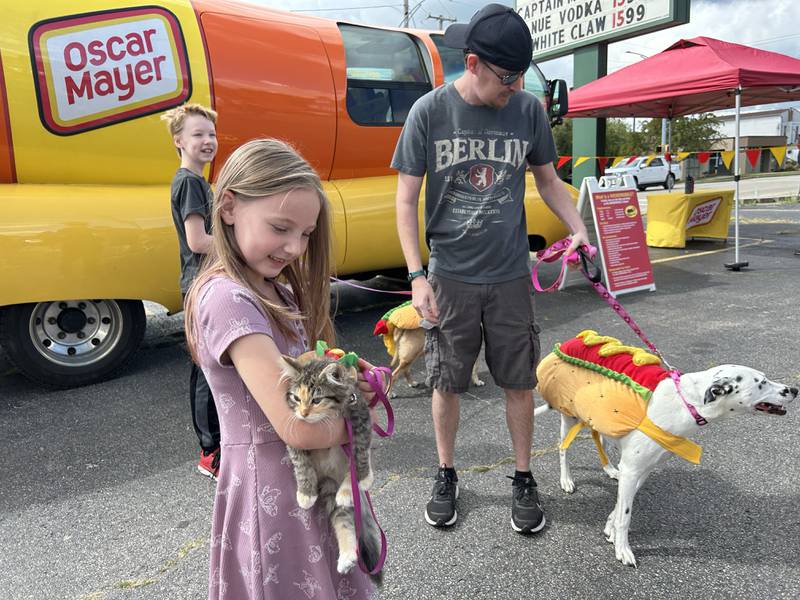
[195,276,375,600]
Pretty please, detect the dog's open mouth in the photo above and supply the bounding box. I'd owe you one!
[754,402,787,415]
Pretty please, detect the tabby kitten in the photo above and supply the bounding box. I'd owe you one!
[280,354,382,583]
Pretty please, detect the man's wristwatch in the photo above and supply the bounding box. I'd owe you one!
[407,269,426,282]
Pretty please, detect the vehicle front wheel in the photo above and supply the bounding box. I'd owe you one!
[0,299,146,388]
[633,177,644,191]
[664,173,676,190]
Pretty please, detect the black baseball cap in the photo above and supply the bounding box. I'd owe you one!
[443,3,533,72]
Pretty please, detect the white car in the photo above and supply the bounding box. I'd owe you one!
[605,156,681,190]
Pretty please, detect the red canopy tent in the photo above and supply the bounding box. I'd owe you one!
[565,37,800,269]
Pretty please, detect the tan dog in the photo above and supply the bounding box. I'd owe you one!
[374,302,484,392]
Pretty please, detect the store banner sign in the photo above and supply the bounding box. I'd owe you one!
[516,0,690,61]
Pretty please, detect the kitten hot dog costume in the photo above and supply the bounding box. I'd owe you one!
[536,330,702,464]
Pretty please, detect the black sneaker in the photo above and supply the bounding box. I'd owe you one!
[509,474,546,534]
[424,466,459,527]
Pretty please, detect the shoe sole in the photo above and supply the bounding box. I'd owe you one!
[197,465,218,482]
[424,484,459,527]
[511,514,546,534]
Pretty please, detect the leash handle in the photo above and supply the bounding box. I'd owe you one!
[362,366,394,437]
[532,238,599,293]
[342,419,388,576]
[578,246,602,283]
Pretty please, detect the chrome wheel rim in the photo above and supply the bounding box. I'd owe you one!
[29,300,124,367]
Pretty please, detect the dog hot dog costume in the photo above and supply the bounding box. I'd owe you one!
[537,330,702,464]
[372,301,420,357]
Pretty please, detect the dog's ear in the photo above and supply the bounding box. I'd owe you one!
[704,379,734,404]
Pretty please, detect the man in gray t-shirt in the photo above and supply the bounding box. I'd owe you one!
[391,3,588,534]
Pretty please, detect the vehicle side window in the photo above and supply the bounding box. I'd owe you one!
[431,34,548,105]
[340,24,432,126]
[431,35,465,84]
[649,158,664,167]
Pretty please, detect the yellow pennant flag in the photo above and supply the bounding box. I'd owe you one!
[769,146,786,166]
[677,152,691,161]
[574,156,591,168]
[613,155,624,167]
[720,150,735,170]
[645,155,656,165]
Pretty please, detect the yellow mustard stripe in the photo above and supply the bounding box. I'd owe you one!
[575,330,661,366]
[560,423,609,467]
[560,422,584,451]
[638,416,702,464]
[591,430,609,466]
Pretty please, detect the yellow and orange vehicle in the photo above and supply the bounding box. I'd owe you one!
[0,0,573,387]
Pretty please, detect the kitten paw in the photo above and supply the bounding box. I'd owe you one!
[296,491,318,509]
[337,551,357,574]
[335,487,354,507]
[359,470,374,491]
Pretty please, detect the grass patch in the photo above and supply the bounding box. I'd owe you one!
[158,537,206,574]
[115,578,157,589]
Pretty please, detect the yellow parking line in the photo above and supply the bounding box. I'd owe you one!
[651,239,772,264]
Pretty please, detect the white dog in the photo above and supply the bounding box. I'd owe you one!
[535,333,797,567]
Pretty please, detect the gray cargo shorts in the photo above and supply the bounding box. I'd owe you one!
[424,273,541,393]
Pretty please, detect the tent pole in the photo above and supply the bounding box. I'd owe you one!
[725,86,748,271]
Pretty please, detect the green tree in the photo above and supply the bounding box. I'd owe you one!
[606,118,644,156]
[552,118,572,156]
[638,114,722,152]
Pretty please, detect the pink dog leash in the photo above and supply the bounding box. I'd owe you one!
[531,237,600,292]
[533,238,708,427]
[363,366,395,437]
[340,366,394,576]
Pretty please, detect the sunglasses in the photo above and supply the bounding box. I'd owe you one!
[481,60,526,86]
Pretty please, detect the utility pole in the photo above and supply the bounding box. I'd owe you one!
[427,13,456,30]
[403,0,409,27]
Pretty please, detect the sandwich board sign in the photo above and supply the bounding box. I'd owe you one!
[560,176,655,296]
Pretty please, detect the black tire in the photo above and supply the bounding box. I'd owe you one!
[0,299,146,388]
[633,177,644,191]
[664,173,676,190]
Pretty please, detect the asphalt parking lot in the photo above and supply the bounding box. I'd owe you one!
[1,203,799,600]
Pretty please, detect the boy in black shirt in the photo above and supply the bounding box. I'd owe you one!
[162,103,221,479]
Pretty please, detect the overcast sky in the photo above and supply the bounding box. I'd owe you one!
[248,0,799,87]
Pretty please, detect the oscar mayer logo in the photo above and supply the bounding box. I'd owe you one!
[685,197,722,229]
[29,7,191,135]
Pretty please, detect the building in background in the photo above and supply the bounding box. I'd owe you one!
[709,106,800,174]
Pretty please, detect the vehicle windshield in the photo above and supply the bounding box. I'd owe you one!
[430,34,549,107]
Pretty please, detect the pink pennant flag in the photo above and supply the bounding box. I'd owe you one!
[696,151,711,165]
[557,156,572,169]
[597,157,610,174]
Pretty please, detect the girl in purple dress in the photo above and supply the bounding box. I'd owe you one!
[183,139,376,599]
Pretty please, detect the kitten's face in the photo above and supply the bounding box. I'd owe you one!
[281,355,359,421]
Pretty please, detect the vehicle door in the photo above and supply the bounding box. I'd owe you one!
[332,24,433,273]
[642,157,665,184]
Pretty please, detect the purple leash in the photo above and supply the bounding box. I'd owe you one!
[533,238,708,427]
[340,366,394,576]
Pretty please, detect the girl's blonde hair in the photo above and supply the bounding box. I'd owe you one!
[184,139,334,364]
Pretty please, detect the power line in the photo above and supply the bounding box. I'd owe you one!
[292,4,399,12]
[427,13,456,29]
